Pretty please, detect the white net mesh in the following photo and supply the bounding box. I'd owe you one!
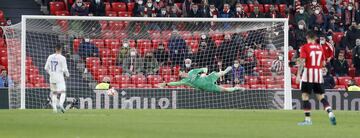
[3,17,288,109]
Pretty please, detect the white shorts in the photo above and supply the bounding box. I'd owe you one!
[50,82,66,92]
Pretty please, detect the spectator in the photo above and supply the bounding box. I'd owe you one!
[326,17,340,32]
[249,6,264,18]
[194,34,216,68]
[122,48,144,76]
[219,4,234,18]
[70,0,89,16]
[188,4,202,17]
[345,23,360,51]
[295,6,309,27]
[95,76,111,90]
[341,2,356,30]
[89,0,106,16]
[306,0,320,15]
[322,68,335,89]
[78,37,99,59]
[134,0,146,17]
[231,59,245,86]
[234,3,247,18]
[356,4,360,24]
[144,0,157,17]
[309,6,327,31]
[143,52,159,75]
[270,54,284,77]
[217,34,237,67]
[352,39,360,76]
[265,5,283,18]
[320,34,335,63]
[241,48,257,76]
[347,80,360,91]
[182,0,193,17]
[0,69,12,88]
[153,0,166,11]
[157,7,169,17]
[182,58,194,73]
[169,5,181,17]
[154,43,170,66]
[294,20,308,50]
[264,27,278,50]
[117,40,131,65]
[332,52,349,77]
[209,4,218,18]
[199,0,210,18]
[168,31,188,66]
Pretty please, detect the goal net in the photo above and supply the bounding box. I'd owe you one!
[2,16,291,109]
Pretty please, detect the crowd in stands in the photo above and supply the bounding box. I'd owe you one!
[3,0,360,89]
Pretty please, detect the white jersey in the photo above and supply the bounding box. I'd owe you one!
[44,53,69,83]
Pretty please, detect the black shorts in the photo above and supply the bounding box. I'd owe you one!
[300,82,325,94]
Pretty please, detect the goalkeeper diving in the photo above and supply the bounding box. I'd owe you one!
[158,67,245,92]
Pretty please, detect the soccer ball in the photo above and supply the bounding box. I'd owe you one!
[107,88,117,96]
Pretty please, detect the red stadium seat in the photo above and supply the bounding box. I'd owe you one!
[0,57,8,67]
[214,40,223,47]
[92,66,108,80]
[0,47,6,57]
[99,48,112,58]
[86,57,101,68]
[147,75,163,86]
[250,84,267,89]
[121,83,136,88]
[113,30,128,39]
[209,32,224,41]
[161,31,173,40]
[0,38,5,47]
[127,2,135,12]
[179,31,192,40]
[102,57,116,67]
[248,4,255,12]
[104,2,112,11]
[332,32,344,44]
[55,11,70,16]
[104,39,120,49]
[173,66,181,76]
[320,0,327,5]
[354,77,360,85]
[118,11,132,17]
[263,4,271,13]
[268,50,279,58]
[245,76,259,85]
[0,10,4,20]
[267,84,283,89]
[73,39,82,54]
[333,77,338,85]
[29,75,45,84]
[137,39,152,49]
[111,2,127,12]
[288,50,296,60]
[106,11,117,16]
[260,76,276,85]
[99,21,108,30]
[159,66,172,76]
[90,39,105,48]
[34,83,49,88]
[277,4,287,13]
[337,76,352,86]
[108,21,125,30]
[108,66,122,76]
[192,32,201,41]
[254,50,269,60]
[110,48,119,58]
[258,59,273,68]
[275,76,284,84]
[114,75,131,84]
[292,84,299,89]
[163,75,178,82]
[255,67,272,76]
[49,2,65,15]
[256,4,264,13]
[137,83,153,88]
[131,74,147,85]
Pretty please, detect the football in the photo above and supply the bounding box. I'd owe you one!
[107,88,117,96]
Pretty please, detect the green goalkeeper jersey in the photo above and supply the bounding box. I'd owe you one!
[168,68,221,92]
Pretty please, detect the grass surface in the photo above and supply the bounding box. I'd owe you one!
[0,110,358,138]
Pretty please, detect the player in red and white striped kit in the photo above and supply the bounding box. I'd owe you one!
[296,32,336,126]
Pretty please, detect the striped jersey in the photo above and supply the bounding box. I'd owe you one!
[300,43,325,83]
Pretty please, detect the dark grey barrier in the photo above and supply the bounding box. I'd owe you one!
[0,88,9,109]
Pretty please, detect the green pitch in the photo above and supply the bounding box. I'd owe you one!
[0,110,359,138]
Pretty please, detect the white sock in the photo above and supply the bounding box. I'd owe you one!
[305,117,311,122]
[59,93,66,109]
[51,93,58,112]
[328,112,335,118]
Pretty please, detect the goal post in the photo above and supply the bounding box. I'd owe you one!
[7,15,291,109]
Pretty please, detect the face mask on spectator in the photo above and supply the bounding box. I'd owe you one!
[161,10,166,15]
[356,39,360,46]
[185,63,191,68]
[236,7,241,12]
[158,45,164,49]
[156,0,160,2]
[327,36,332,40]
[278,56,283,61]
[210,8,215,12]
[77,2,82,7]
[147,3,152,7]
[130,52,136,56]
[298,25,304,29]
[138,0,143,5]
[123,43,129,48]
[348,6,353,10]
[247,52,253,57]
[193,8,198,12]
[84,38,90,42]
[315,10,320,14]
[312,1,317,5]
[201,34,206,39]
[95,0,100,3]
[299,9,304,14]
[234,63,239,68]
[320,40,325,44]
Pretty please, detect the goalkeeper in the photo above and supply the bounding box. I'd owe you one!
[158,67,245,92]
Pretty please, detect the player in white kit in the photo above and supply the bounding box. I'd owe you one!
[44,44,69,113]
